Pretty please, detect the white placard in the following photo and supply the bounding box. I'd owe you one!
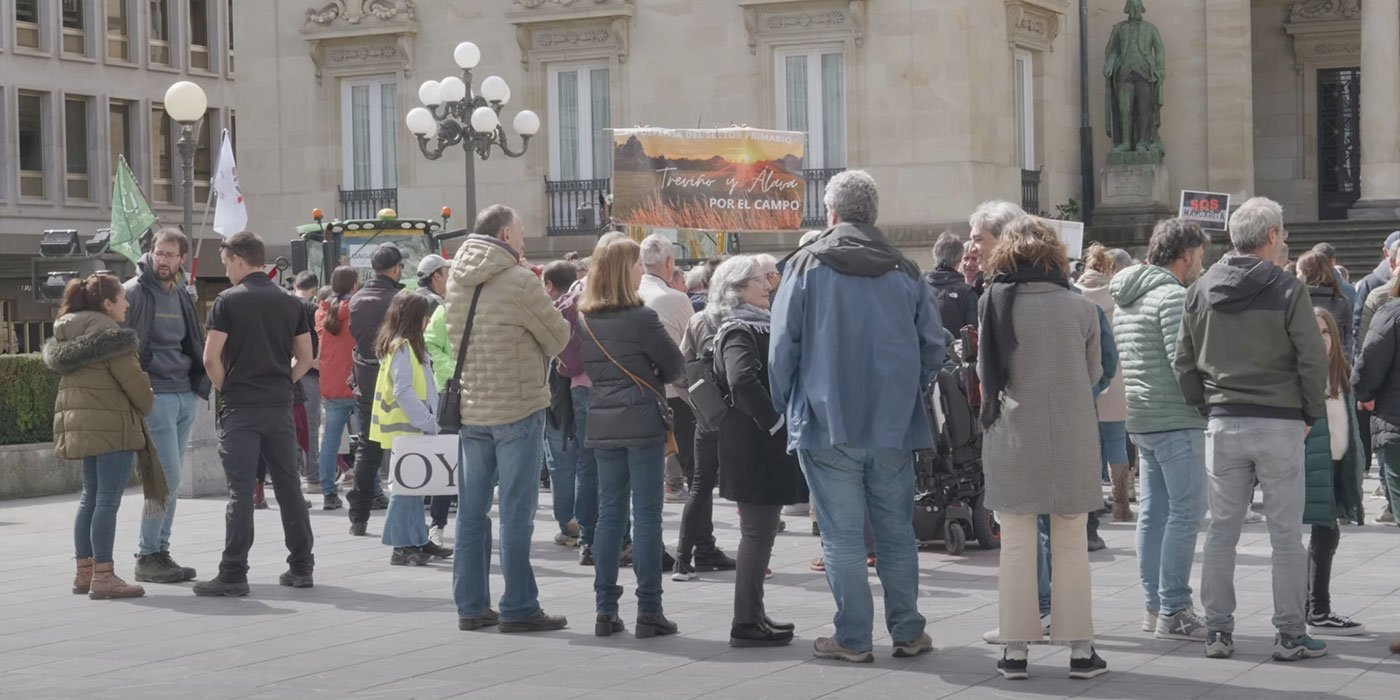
[388,434,461,496]
[1039,217,1085,259]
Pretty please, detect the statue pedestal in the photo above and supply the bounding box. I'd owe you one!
[1092,161,1174,248]
[179,396,226,498]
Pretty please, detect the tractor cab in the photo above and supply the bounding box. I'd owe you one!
[290,207,467,288]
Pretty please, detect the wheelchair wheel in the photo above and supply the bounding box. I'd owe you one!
[973,499,1001,550]
[944,521,967,556]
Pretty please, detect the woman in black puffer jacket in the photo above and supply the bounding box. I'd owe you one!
[1299,250,1354,358]
[578,236,685,641]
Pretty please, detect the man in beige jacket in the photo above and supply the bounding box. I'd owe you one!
[445,204,572,634]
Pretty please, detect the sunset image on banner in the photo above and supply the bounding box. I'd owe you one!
[611,128,807,231]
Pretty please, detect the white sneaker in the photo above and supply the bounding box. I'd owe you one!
[1156,608,1208,640]
[1244,510,1264,524]
[982,613,1051,644]
[782,503,811,517]
[428,526,444,548]
[1141,609,1159,633]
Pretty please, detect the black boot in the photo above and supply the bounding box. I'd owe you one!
[134,553,186,584]
[762,616,795,632]
[595,613,625,637]
[730,622,793,647]
[636,612,678,639]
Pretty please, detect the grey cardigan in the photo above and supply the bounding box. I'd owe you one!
[980,282,1105,515]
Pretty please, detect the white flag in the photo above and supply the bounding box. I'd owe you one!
[212,130,247,237]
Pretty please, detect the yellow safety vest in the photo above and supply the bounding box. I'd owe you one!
[370,340,429,446]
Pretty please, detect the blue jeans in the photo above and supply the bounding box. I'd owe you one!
[1133,429,1207,615]
[798,446,927,652]
[544,387,597,541]
[593,441,666,615]
[138,391,197,555]
[382,494,429,548]
[453,411,545,622]
[75,451,136,563]
[318,398,358,495]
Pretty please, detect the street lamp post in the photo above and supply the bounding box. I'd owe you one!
[405,41,540,228]
[163,81,209,240]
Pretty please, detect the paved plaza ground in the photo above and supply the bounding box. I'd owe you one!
[2,474,1399,700]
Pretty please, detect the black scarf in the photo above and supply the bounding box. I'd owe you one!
[978,263,1071,429]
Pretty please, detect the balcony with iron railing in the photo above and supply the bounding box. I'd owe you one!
[339,187,398,220]
[801,168,844,229]
[545,178,610,236]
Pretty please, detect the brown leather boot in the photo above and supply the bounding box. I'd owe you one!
[88,562,145,600]
[1110,464,1135,521]
[73,557,94,595]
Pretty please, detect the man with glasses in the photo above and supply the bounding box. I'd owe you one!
[346,245,406,536]
[122,227,208,585]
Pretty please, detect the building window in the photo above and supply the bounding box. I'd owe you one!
[194,111,213,202]
[547,63,611,181]
[226,0,234,72]
[65,96,92,200]
[151,103,173,201]
[340,76,398,190]
[149,0,170,66]
[1014,50,1035,170]
[107,0,130,61]
[229,109,237,157]
[775,47,846,169]
[19,92,47,199]
[17,0,43,50]
[189,0,210,71]
[109,99,133,178]
[62,0,87,56]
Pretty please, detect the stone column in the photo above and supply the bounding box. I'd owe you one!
[1352,0,1400,219]
[1204,0,1255,200]
[179,396,226,498]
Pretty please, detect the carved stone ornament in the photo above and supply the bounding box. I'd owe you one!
[1005,0,1067,53]
[1284,2,1361,74]
[506,0,634,71]
[302,1,418,84]
[739,0,866,55]
[1288,0,1361,22]
[305,0,417,27]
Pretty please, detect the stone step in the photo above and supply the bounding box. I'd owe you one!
[1277,220,1400,272]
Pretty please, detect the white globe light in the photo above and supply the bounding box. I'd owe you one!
[405,107,436,136]
[418,80,442,106]
[163,81,208,123]
[453,41,481,70]
[513,110,541,137]
[439,76,467,103]
[470,106,500,134]
[480,76,510,104]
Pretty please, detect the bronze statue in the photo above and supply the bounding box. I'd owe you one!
[1104,0,1165,158]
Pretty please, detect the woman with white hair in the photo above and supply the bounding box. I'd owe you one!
[705,255,807,647]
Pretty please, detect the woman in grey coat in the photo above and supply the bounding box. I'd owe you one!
[978,215,1106,681]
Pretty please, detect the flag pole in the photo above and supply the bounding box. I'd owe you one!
[188,130,224,284]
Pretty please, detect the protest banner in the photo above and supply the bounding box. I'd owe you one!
[388,435,461,497]
[612,128,807,231]
[1179,190,1231,231]
[1040,217,1086,258]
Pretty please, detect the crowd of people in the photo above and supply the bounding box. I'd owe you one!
[42,169,1400,678]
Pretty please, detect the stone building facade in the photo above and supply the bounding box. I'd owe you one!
[0,0,237,347]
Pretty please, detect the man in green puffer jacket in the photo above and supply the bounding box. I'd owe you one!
[1111,218,1211,642]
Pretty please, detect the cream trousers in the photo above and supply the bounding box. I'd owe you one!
[998,513,1094,643]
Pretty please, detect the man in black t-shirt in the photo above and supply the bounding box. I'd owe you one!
[194,232,316,597]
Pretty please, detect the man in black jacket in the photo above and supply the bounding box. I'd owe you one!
[122,227,208,585]
[924,231,978,338]
[346,245,405,535]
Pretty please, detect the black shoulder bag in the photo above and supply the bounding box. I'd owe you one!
[436,285,484,432]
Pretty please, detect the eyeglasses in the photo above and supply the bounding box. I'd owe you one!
[153,251,182,260]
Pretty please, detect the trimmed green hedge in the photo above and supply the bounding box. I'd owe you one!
[0,353,58,446]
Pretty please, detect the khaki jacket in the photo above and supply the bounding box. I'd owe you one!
[443,235,571,426]
[43,311,154,459]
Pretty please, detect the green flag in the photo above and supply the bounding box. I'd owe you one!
[109,154,156,265]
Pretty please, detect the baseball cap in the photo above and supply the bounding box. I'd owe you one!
[370,244,404,272]
[417,253,450,278]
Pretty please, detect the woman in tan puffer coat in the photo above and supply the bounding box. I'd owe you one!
[43,273,159,600]
[1077,244,1134,521]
